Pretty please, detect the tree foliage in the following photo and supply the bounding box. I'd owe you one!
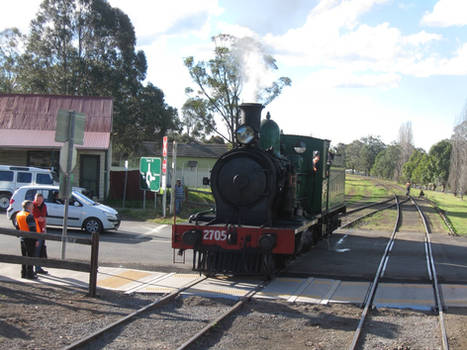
[428,139,452,191]
[370,144,401,179]
[344,136,385,175]
[448,108,467,198]
[184,34,291,144]
[0,28,23,92]
[0,0,178,158]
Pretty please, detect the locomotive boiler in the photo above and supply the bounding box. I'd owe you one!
[172,103,346,277]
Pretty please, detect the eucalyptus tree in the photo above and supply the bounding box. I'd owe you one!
[184,34,291,144]
[0,28,23,92]
[1,0,178,158]
[428,139,452,191]
[370,144,401,180]
[448,111,467,198]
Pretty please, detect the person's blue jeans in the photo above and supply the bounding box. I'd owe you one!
[175,198,182,214]
[34,239,44,272]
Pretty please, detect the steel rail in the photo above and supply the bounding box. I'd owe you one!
[176,280,268,350]
[411,197,449,350]
[348,195,400,350]
[340,196,402,229]
[424,197,457,236]
[344,197,394,216]
[63,275,208,350]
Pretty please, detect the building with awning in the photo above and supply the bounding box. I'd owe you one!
[0,94,113,199]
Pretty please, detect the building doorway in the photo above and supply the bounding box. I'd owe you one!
[80,155,100,198]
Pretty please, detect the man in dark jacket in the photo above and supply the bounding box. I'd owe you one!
[17,200,39,279]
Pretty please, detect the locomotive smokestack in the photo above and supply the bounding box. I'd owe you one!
[239,103,264,133]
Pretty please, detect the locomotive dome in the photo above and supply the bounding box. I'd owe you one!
[259,112,281,156]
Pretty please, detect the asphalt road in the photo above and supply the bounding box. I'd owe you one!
[0,212,193,272]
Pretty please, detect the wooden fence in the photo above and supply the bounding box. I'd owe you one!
[0,227,99,297]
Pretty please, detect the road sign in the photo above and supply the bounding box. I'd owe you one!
[140,157,161,192]
[59,143,77,174]
[162,159,167,174]
[55,110,86,145]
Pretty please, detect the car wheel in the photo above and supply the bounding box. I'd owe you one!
[82,218,103,234]
[0,193,10,210]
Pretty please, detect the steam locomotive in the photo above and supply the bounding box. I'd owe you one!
[172,103,345,277]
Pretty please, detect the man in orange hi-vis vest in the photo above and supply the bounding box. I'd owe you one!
[16,200,40,280]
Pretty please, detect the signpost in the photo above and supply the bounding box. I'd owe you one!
[55,110,86,260]
[169,141,177,215]
[122,160,128,208]
[162,136,168,217]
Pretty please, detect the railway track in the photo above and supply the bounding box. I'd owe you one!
[347,195,449,350]
[64,275,268,350]
[340,195,400,229]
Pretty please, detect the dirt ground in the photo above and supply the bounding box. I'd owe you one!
[1,281,467,349]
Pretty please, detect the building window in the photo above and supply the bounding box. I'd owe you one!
[186,160,198,169]
[27,150,59,172]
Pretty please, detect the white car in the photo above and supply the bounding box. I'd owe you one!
[6,185,120,234]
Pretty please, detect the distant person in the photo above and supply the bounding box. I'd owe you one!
[419,189,425,198]
[312,151,320,172]
[406,182,411,196]
[32,193,48,275]
[174,179,185,215]
[17,200,40,279]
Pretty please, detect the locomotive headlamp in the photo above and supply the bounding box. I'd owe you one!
[236,124,256,144]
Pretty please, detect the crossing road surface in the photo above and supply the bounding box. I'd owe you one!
[0,213,192,271]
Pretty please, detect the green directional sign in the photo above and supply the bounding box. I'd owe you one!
[140,157,161,192]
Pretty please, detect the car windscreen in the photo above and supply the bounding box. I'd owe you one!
[73,191,96,206]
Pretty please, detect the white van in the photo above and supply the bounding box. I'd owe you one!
[0,165,54,210]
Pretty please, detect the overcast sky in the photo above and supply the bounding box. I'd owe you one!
[2,0,467,151]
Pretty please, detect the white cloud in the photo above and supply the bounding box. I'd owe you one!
[266,74,452,151]
[108,0,222,42]
[421,0,467,27]
[263,0,467,85]
[0,1,39,34]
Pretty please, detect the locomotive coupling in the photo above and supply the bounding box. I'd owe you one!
[182,229,203,246]
[258,233,277,251]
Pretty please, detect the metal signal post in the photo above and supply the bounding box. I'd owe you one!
[55,109,86,260]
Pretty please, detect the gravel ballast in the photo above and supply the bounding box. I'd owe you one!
[1,281,467,349]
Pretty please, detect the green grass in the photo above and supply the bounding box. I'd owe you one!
[345,174,399,205]
[423,190,467,235]
[345,174,466,235]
